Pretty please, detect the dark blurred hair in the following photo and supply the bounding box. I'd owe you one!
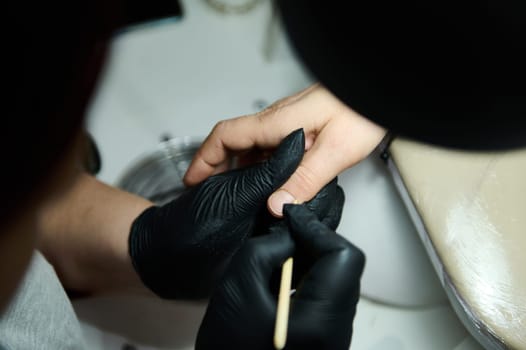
[279,0,526,150]
[3,2,122,224]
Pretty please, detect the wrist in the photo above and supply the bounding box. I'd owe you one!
[343,108,387,162]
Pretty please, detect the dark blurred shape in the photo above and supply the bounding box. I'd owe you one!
[4,2,122,226]
[123,0,183,27]
[4,0,182,226]
[278,0,526,150]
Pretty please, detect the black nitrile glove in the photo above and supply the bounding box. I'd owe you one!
[195,227,294,350]
[262,177,345,293]
[284,204,364,350]
[129,129,305,299]
[252,176,344,237]
[196,204,365,350]
[300,177,344,231]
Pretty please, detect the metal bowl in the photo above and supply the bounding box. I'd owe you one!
[117,137,203,205]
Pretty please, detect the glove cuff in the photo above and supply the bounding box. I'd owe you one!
[128,206,167,297]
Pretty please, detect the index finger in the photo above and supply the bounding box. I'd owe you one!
[183,104,316,186]
[182,115,279,186]
[183,85,325,186]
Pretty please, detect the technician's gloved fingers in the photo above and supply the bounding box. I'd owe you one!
[213,230,294,316]
[253,177,345,238]
[209,128,304,216]
[283,204,364,350]
[284,204,349,253]
[283,204,365,300]
[317,183,345,230]
[234,227,295,284]
[195,230,295,350]
[301,177,343,230]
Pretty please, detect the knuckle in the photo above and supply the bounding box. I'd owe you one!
[211,119,229,136]
[341,243,366,269]
[291,164,322,197]
[255,98,290,123]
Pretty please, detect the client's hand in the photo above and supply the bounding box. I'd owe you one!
[184,84,386,217]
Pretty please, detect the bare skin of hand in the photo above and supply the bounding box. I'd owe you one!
[183,84,386,217]
[37,172,152,296]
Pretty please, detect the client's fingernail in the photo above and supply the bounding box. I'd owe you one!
[269,190,296,216]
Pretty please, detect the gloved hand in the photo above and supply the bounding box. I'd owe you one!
[252,176,344,237]
[129,129,305,299]
[261,177,345,293]
[285,204,364,350]
[196,204,365,350]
